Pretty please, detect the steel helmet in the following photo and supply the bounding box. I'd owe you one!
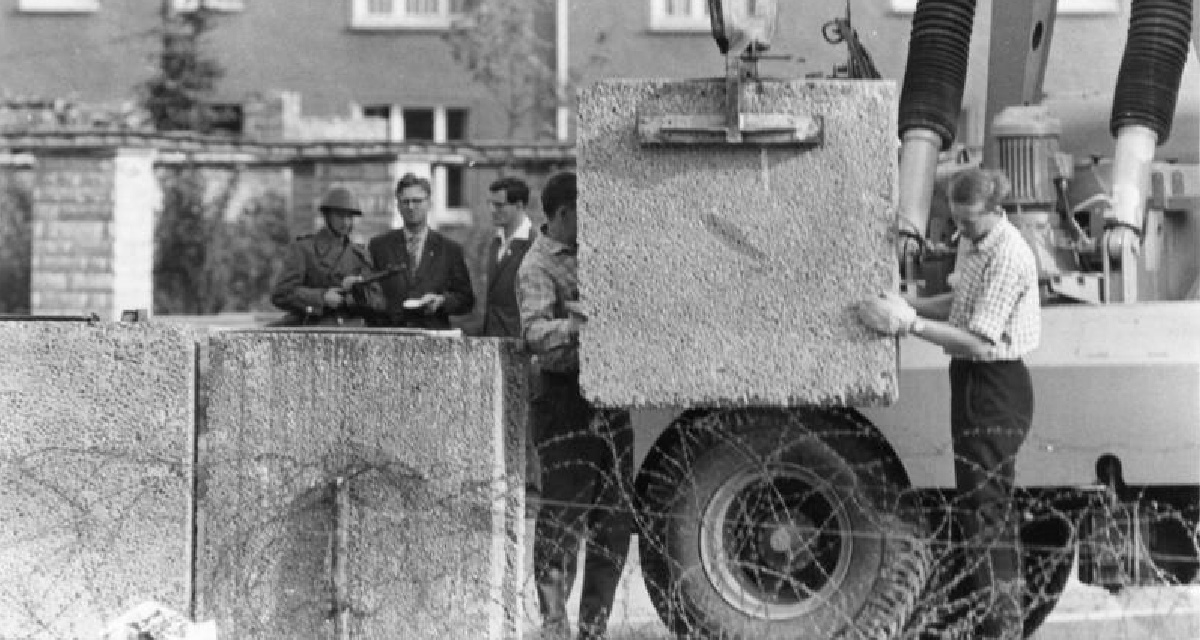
[318,186,363,216]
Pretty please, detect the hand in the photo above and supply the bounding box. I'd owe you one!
[419,293,445,314]
[567,314,585,336]
[341,274,364,290]
[856,292,917,336]
[322,288,345,308]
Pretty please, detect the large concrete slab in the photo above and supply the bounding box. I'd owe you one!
[196,331,526,639]
[0,322,195,639]
[577,79,900,408]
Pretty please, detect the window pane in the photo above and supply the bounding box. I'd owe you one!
[362,105,392,119]
[368,0,393,14]
[446,165,465,208]
[665,0,690,17]
[405,0,439,15]
[446,109,469,141]
[403,108,435,141]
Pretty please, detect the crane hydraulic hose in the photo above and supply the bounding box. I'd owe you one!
[1110,0,1193,141]
[1104,0,1193,268]
[896,0,976,249]
[898,0,977,150]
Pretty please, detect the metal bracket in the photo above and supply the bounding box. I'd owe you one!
[637,112,823,147]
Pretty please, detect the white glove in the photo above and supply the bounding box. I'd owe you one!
[856,292,918,336]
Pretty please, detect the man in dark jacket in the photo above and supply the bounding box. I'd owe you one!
[270,186,384,326]
[482,177,535,338]
[368,173,474,329]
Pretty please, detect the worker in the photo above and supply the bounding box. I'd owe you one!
[856,167,1040,640]
[481,176,542,516]
[517,171,633,640]
[368,173,474,329]
[270,186,384,326]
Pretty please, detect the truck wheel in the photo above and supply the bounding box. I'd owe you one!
[904,505,1075,638]
[1021,513,1075,637]
[636,409,930,640]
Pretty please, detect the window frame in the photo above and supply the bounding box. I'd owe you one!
[889,0,1119,15]
[17,0,99,13]
[350,0,466,31]
[648,0,712,33]
[172,0,246,12]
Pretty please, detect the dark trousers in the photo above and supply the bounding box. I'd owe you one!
[948,358,1034,640]
[531,371,634,639]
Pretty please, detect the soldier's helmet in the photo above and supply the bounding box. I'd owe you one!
[318,186,364,216]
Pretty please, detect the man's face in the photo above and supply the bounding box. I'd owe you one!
[547,202,577,247]
[323,210,355,236]
[396,185,430,230]
[950,200,994,241]
[488,189,519,228]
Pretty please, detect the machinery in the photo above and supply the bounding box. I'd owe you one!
[624,0,1200,638]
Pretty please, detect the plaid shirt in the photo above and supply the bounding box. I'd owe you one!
[517,232,579,373]
[948,216,1041,360]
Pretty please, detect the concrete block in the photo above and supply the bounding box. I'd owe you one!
[197,333,526,640]
[0,322,196,638]
[577,79,900,408]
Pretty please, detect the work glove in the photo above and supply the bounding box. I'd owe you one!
[856,292,918,336]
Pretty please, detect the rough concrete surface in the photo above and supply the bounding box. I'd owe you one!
[577,79,900,408]
[0,322,195,639]
[196,331,526,640]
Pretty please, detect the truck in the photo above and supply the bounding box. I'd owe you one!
[607,1,1200,639]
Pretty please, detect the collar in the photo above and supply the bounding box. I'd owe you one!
[405,225,429,245]
[314,226,349,249]
[536,226,576,256]
[496,216,532,243]
[971,216,1011,254]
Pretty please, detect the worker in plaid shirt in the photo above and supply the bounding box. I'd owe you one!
[517,172,633,640]
[858,167,1040,640]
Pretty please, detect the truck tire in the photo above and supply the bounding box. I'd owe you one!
[636,409,931,640]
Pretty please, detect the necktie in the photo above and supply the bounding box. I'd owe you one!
[407,235,421,270]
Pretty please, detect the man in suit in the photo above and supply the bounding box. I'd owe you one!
[482,177,535,338]
[368,173,474,329]
[270,186,384,326]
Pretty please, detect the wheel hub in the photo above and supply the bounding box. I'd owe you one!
[700,464,855,621]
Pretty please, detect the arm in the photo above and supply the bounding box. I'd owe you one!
[270,242,327,314]
[906,291,954,320]
[517,262,576,356]
[907,318,997,359]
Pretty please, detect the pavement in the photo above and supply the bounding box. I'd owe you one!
[518,521,1200,640]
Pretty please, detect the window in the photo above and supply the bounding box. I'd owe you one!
[361,105,392,120]
[445,165,465,208]
[202,103,244,135]
[649,0,710,32]
[350,0,467,30]
[889,0,1117,14]
[402,108,435,141]
[446,108,468,141]
[17,0,99,13]
[172,0,246,11]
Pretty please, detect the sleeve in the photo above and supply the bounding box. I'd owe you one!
[517,260,574,356]
[440,241,475,316]
[270,242,327,313]
[967,251,1032,344]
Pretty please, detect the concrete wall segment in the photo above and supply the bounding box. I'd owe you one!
[196,332,526,639]
[0,321,196,639]
[577,79,900,408]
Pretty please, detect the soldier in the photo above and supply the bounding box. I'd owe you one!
[270,186,385,326]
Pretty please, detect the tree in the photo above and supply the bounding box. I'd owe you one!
[139,4,224,132]
[444,0,562,139]
[0,177,32,314]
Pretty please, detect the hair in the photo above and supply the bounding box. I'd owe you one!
[948,167,1011,212]
[489,177,530,206]
[540,172,576,219]
[395,172,432,197]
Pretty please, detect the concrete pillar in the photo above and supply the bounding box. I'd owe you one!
[29,147,158,320]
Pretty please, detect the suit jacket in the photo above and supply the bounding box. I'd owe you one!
[270,227,384,325]
[368,228,474,329]
[482,228,536,338]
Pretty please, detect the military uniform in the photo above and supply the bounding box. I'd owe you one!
[270,227,385,326]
